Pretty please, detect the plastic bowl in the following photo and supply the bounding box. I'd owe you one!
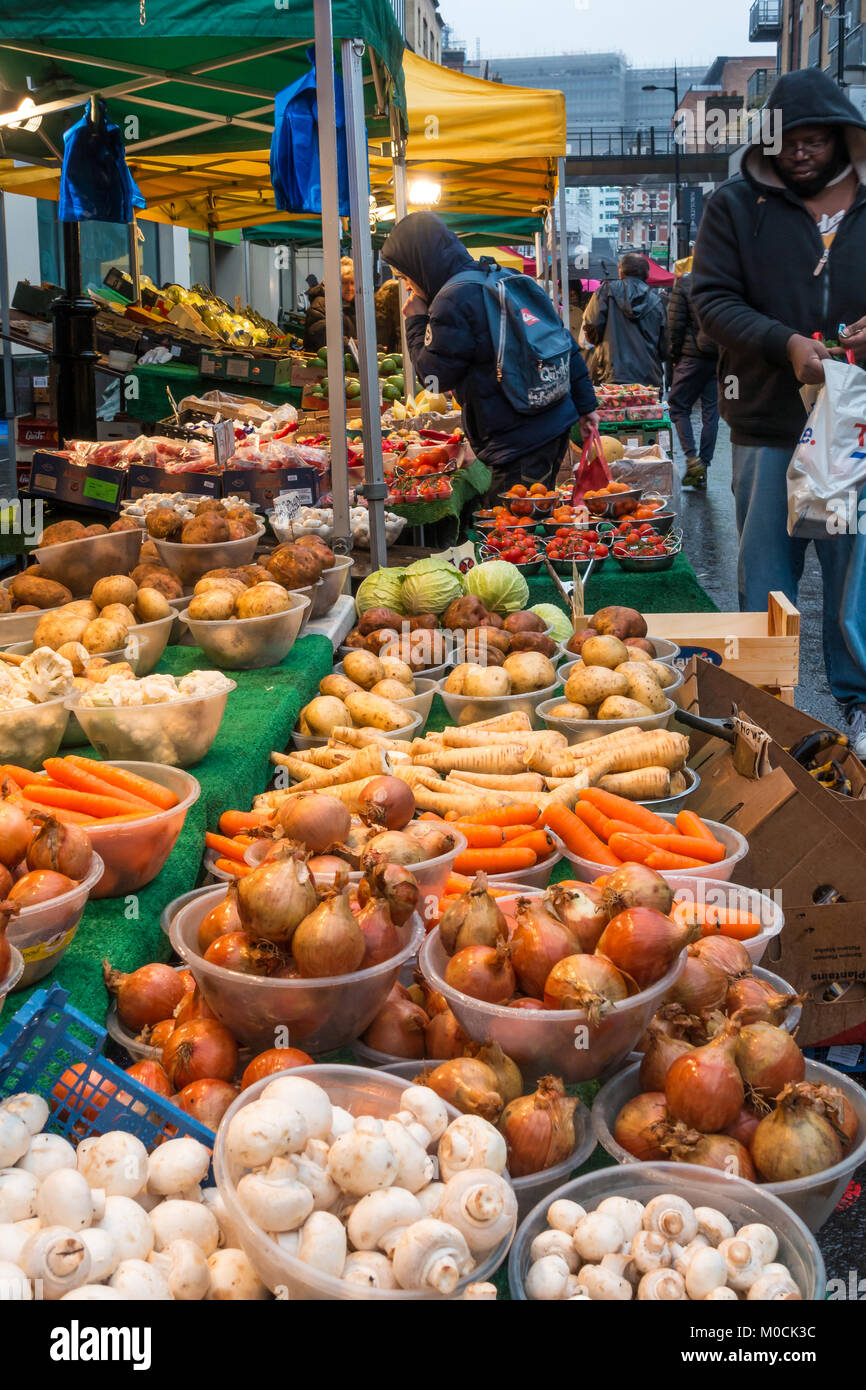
[68,680,235,768]
[590,1058,866,1233]
[440,680,561,730]
[0,694,70,771]
[537,696,676,746]
[7,853,104,989]
[160,885,216,938]
[753,965,802,1033]
[63,761,201,898]
[669,876,784,967]
[560,812,749,885]
[486,836,564,891]
[168,595,193,645]
[336,645,454,685]
[171,889,425,1053]
[508,1162,826,1298]
[331,662,439,726]
[635,765,700,814]
[213,1064,515,1299]
[34,526,143,595]
[291,709,423,750]
[5,611,176,678]
[419,926,686,1085]
[183,591,309,670]
[318,555,354,611]
[0,945,24,1018]
[203,847,237,883]
[558,636,681,665]
[152,524,266,587]
[289,580,324,630]
[0,602,69,648]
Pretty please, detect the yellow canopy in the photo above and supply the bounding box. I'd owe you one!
[0,52,565,229]
[469,246,524,271]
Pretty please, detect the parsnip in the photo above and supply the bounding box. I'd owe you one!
[598,766,671,800]
[445,770,546,792]
[441,727,567,749]
[459,711,533,733]
[329,726,411,753]
[669,770,687,795]
[291,746,351,768]
[416,744,531,776]
[270,753,322,780]
[277,743,390,793]
[594,731,689,775]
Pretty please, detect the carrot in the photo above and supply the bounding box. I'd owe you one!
[454,824,506,849]
[608,832,655,864]
[444,873,473,896]
[61,756,177,811]
[0,764,36,789]
[452,846,538,875]
[456,804,540,828]
[603,818,652,840]
[205,832,253,863]
[676,810,722,845]
[218,809,270,837]
[503,822,539,841]
[43,758,154,810]
[214,858,253,878]
[673,902,762,941]
[22,785,149,820]
[418,812,447,822]
[574,801,614,842]
[640,834,726,864]
[506,828,556,859]
[542,804,622,867]
[579,788,671,835]
[42,808,98,826]
[91,811,154,823]
[645,849,708,871]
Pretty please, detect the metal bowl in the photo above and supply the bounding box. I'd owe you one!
[615,549,679,573]
[34,526,143,596]
[584,486,643,518]
[318,555,354,611]
[182,591,310,670]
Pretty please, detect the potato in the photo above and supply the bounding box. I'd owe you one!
[83,524,108,537]
[649,661,676,690]
[99,603,137,629]
[195,576,247,601]
[181,514,230,545]
[565,663,629,708]
[0,589,10,615]
[503,611,545,633]
[343,649,385,689]
[371,679,414,702]
[319,673,362,701]
[235,583,290,618]
[109,516,140,534]
[507,632,556,658]
[55,642,89,676]
[135,588,171,623]
[625,637,657,657]
[478,628,511,656]
[92,575,138,610]
[463,666,511,697]
[358,607,405,637]
[139,541,161,563]
[441,595,489,631]
[581,635,629,669]
[242,564,273,586]
[62,599,100,621]
[620,644,653,664]
[294,534,335,568]
[188,590,237,621]
[87,660,135,685]
[564,628,597,657]
[302,696,351,736]
[503,651,557,694]
[130,566,183,600]
[550,702,591,721]
[444,664,472,695]
[597,696,655,720]
[621,665,668,714]
[344,691,409,732]
[82,618,129,654]
[33,613,90,650]
[379,657,414,688]
[38,520,88,546]
[591,606,648,640]
[463,633,506,667]
[146,508,184,540]
[202,567,254,587]
[195,499,224,516]
[9,576,73,610]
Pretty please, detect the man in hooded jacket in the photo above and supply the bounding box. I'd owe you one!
[582,253,668,388]
[691,67,866,749]
[381,212,599,494]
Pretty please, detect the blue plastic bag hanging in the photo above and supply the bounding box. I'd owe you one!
[59,98,145,223]
[270,48,353,216]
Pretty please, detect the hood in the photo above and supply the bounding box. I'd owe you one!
[739,67,866,188]
[382,212,475,302]
[610,277,656,321]
[307,282,327,306]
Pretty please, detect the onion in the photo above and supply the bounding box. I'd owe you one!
[665,948,729,1014]
[439,872,507,956]
[9,869,75,907]
[423,1057,503,1121]
[735,1022,805,1102]
[360,831,426,872]
[174,1079,239,1130]
[726,975,800,1026]
[26,815,92,880]
[103,960,186,1032]
[240,1048,314,1089]
[124,1060,173,1098]
[0,903,13,979]
[162,1019,239,1088]
[469,1042,522,1104]
[198,883,242,954]
[691,935,752,980]
[663,1127,756,1182]
[613,1092,669,1160]
[547,884,608,952]
[596,907,697,990]
[806,1083,859,1151]
[508,998,546,1011]
[602,863,673,917]
[751,1082,845,1181]
[543,954,630,1022]
[237,854,317,947]
[357,897,401,967]
[292,890,366,978]
[0,865,11,901]
[401,823,456,858]
[509,898,581,999]
[357,776,416,830]
[639,1022,695,1092]
[724,1105,761,1150]
[358,862,419,927]
[203,932,286,977]
[275,793,351,853]
[444,940,515,1004]
[665,1023,745,1133]
[139,1019,176,1050]
[0,800,31,869]
[499,1075,577,1176]
[335,823,376,869]
[363,991,429,1058]
[424,1005,467,1058]
[307,855,351,890]
[173,985,216,1026]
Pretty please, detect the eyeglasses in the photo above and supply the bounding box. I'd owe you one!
[778,133,834,160]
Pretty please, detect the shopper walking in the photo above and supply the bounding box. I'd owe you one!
[582,253,667,389]
[667,270,719,490]
[303,256,356,353]
[692,67,866,748]
[381,212,598,495]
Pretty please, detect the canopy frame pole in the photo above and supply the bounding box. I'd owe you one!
[390,109,415,400]
[534,230,544,287]
[0,193,17,486]
[546,207,558,311]
[51,222,98,443]
[128,211,141,304]
[207,228,217,290]
[343,36,387,569]
[556,157,569,330]
[243,237,251,307]
[314,0,351,555]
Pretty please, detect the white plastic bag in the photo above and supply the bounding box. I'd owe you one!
[787,360,866,538]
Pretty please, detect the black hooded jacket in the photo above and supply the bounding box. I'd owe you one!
[692,67,866,447]
[381,213,596,467]
[582,277,668,387]
[667,274,717,363]
[303,282,357,354]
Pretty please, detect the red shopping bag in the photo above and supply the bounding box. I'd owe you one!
[571,426,611,505]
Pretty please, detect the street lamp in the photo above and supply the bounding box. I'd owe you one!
[643,64,687,263]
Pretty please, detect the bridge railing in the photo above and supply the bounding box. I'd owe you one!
[565,126,745,159]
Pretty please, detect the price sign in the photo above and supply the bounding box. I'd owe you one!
[83,475,120,504]
[212,419,235,467]
[274,492,302,530]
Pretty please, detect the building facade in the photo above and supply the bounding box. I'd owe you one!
[405,0,444,64]
[750,0,866,90]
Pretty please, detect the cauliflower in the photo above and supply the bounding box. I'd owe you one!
[137,675,180,704]
[19,648,76,703]
[0,694,34,711]
[80,684,144,708]
[177,670,232,699]
[0,663,28,699]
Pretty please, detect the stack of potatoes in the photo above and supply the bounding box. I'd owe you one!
[299,648,415,736]
[28,574,173,662]
[145,497,259,544]
[555,634,676,722]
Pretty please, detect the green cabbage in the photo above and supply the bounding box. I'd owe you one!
[355,567,407,616]
[400,557,465,615]
[463,560,528,614]
[529,603,573,644]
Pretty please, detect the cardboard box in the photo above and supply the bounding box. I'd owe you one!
[222,465,325,510]
[647,592,800,691]
[200,349,294,388]
[26,452,126,513]
[290,356,327,388]
[125,465,221,500]
[17,418,58,450]
[11,280,63,318]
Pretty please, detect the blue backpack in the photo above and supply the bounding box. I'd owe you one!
[445,258,572,414]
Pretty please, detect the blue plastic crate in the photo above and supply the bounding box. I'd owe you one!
[0,984,214,1155]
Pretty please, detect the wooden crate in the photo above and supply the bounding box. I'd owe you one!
[645,592,800,691]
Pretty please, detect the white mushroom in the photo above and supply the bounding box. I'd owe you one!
[391,1218,473,1295]
[149,1199,219,1255]
[272,1230,299,1256]
[694,1206,734,1247]
[397,1087,448,1142]
[415,1182,444,1219]
[0,1169,40,1223]
[236,1169,314,1233]
[148,1239,211,1300]
[546,1199,587,1235]
[684,1246,728,1300]
[718,1236,764,1293]
[296,1211,347,1279]
[642,1195,697,1245]
[0,1111,30,1168]
[327,1106,355,1143]
[342,1250,398,1289]
[36,1169,104,1231]
[206,1248,270,1300]
[530,1229,580,1271]
[20,1225,92,1299]
[577,1264,633,1301]
[327,1129,398,1196]
[672,1235,709,1276]
[600,1252,640,1288]
[0,1258,33,1299]
[94,1195,154,1262]
[1,1093,48,1137]
[200,1187,244,1250]
[347,1188,423,1254]
[437,1115,506,1182]
[704,1286,739,1301]
[629,1230,672,1274]
[525,1253,571,1301]
[109,1258,173,1300]
[0,1218,39,1264]
[637,1268,687,1300]
[261,1077,332,1141]
[381,1120,435,1193]
[438,1169,517,1257]
[572,1212,625,1264]
[225,1098,308,1169]
[18,1133,76,1181]
[77,1132,148,1198]
[736,1223,778,1266]
[463,1281,498,1300]
[596,1196,644,1243]
[60,1285,129,1301]
[747,1271,801,1301]
[78,1228,119,1282]
[354,1115,384,1134]
[147,1138,211,1196]
[291,1152,339,1211]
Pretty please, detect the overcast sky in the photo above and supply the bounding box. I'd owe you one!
[439,0,777,69]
